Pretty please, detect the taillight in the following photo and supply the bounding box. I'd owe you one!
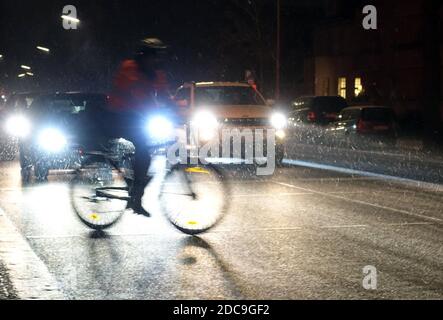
[357,119,370,133]
[307,111,317,122]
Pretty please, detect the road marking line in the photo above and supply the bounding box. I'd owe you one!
[320,224,368,229]
[272,181,443,223]
[283,159,443,192]
[382,222,434,226]
[232,191,366,198]
[232,192,312,197]
[273,177,380,182]
[214,221,434,233]
[0,206,65,300]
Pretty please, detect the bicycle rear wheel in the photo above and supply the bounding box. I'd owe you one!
[70,155,129,230]
[159,164,229,235]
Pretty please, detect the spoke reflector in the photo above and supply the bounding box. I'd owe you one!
[185,167,210,174]
[90,213,100,221]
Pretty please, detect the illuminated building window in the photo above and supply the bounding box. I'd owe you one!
[354,78,363,97]
[338,77,346,99]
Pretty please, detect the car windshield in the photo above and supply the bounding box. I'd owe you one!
[195,86,265,106]
[294,97,346,113]
[362,108,394,122]
[313,97,347,113]
[30,95,105,115]
[340,109,361,121]
[4,95,36,111]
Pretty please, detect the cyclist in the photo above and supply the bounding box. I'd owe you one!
[106,37,171,217]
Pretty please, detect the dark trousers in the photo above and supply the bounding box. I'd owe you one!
[126,134,152,203]
[101,111,152,204]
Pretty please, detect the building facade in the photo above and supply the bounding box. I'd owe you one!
[304,0,443,123]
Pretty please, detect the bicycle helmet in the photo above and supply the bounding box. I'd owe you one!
[136,37,169,57]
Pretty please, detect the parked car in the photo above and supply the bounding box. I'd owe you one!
[287,96,348,144]
[174,82,287,165]
[328,106,399,147]
[18,92,110,182]
[289,96,348,125]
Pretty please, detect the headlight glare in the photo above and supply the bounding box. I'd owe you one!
[271,113,287,129]
[276,129,286,139]
[5,115,31,138]
[192,111,218,141]
[38,128,67,152]
[147,116,174,141]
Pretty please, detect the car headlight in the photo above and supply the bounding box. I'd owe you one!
[5,115,31,138]
[271,113,287,130]
[38,128,67,152]
[147,116,174,141]
[192,111,218,141]
[276,130,286,139]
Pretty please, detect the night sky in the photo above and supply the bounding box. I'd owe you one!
[0,0,334,97]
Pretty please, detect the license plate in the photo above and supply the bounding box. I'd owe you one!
[324,113,337,119]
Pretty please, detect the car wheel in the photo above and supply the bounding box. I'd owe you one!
[34,163,49,182]
[21,167,32,184]
[276,154,284,167]
[19,144,32,167]
[275,144,285,167]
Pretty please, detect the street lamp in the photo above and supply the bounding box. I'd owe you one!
[61,15,80,24]
[18,73,26,78]
[37,46,50,53]
[26,72,34,76]
[21,65,31,70]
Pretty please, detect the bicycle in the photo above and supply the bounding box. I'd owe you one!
[69,113,230,235]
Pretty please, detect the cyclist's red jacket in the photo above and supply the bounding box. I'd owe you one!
[108,59,169,113]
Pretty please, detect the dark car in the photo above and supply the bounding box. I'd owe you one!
[289,96,348,125]
[19,92,110,182]
[328,106,399,147]
[287,96,348,144]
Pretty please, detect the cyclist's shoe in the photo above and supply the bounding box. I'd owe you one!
[127,200,151,217]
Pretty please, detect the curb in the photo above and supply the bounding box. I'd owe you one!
[0,207,65,300]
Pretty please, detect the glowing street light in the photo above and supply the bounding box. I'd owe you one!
[18,73,26,78]
[61,15,80,24]
[26,72,34,76]
[21,65,31,70]
[37,46,50,53]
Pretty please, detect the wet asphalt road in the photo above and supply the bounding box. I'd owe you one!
[0,159,442,300]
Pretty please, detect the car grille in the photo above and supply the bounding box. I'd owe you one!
[222,118,270,127]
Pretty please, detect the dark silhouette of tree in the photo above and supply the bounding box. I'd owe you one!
[217,0,324,98]
[422,0,442,148]
[217,0,275,92]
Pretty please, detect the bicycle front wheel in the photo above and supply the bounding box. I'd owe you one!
[159,164,230,235]
[70,155,129,230]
